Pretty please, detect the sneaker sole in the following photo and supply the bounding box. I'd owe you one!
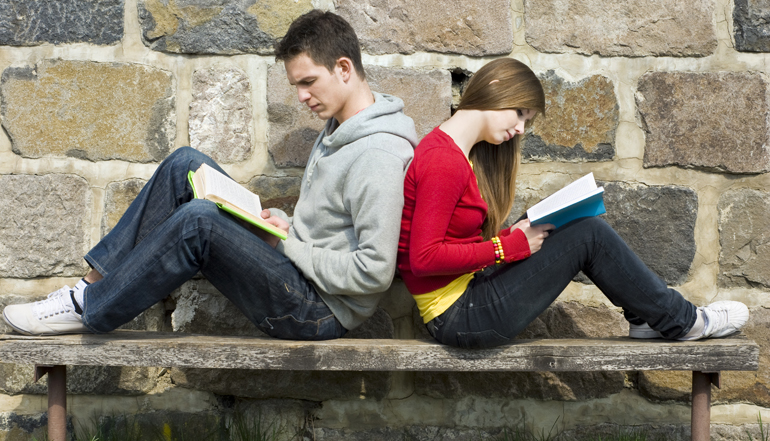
[2,309,34,336]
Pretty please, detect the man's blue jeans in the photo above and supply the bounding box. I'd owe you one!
[426,217,698,348]
[82,147,346,340]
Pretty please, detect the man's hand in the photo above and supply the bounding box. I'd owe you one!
[240,210,289,248]
[511,219,554,255]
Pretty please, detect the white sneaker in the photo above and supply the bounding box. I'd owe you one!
[700,301,749,339]
[629,322,663,339]
[3,286,89,335]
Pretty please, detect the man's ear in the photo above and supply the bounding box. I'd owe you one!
[335,57,354,82]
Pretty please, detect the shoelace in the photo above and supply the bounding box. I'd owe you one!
[31,286,72,320]
[702,306,727,337]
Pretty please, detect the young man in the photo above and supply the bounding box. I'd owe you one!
[3,10,418,339]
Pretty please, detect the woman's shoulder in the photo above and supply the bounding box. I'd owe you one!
[415,127,466,159]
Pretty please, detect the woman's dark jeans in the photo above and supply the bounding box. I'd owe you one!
[426,217,697,349]
[82,147,346,340]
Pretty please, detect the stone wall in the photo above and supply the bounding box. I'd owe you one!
[0,0,769,440]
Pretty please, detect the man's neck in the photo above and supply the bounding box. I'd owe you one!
[335,81,375,124]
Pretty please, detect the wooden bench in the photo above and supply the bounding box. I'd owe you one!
[0,331,759,441]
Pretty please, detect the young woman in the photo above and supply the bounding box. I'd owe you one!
[397,58,748,349]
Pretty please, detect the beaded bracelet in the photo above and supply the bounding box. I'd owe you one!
[491,236,505,264]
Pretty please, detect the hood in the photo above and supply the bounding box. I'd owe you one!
[322,92,419,151]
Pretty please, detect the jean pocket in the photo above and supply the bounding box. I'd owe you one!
[455,329,511,349]
[260,314,343,341]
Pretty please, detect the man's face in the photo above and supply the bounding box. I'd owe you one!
[285,53,347,122]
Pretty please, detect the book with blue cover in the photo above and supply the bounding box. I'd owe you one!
[527,173,606,229]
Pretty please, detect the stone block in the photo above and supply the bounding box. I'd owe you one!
[138,0,312,54]
[0,174,89,278]
[639,307,770,406]
[0,363,160,396]
[415,302,627,401]
[366,66,452,140]
[189,67,252,163]
[602,182,697,286]
[718,189,770,288]
[171,367,390,401]
[525,0,716,57]
[335,0,512,56]
[734,0,770,52]
[102,179,147,236]
[169,280,263,336]
[1,60,175,162]
[267,64,450,168]
[0,413,49,441]
[522,72,617,162]
[247,176,301,217]
[638,72,770,174]
[0,0,123,46]
[314,427,506,441]
[266,63,325,168]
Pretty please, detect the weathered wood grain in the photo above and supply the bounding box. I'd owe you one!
[0,331,759,372]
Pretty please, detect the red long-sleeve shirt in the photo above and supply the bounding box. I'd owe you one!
[397,127,531,294]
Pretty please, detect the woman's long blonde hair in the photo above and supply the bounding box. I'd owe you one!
[457,58,545,240]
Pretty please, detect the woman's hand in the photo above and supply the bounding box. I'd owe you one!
[511,219,554,254]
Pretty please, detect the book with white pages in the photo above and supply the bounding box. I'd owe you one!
[527,173,606,229]
[188,163,288,240]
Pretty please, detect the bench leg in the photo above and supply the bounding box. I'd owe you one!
[691,371,720,441]
[35,365,67,441]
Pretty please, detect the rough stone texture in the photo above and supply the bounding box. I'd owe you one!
[734,0,770,52]
[507,181,696,285]
[0,413,49,441]
[0,174,89,278]
[266,63,325,168]
[414,302,628,401]
[638,72,770,174]
[602,182,697,286]
[138,0,312,54]
[0,363,161,396]
[718,189,770,288]
[313,427,505,441]
[247,176,301,217]
[0,0,123,46]
[335,0,512,56]
[525,0,717,57]
[189,67,252,163]
[267,64,450,168]
[1,60,175,162]
[171,366,391,401]
[367,66,452,140]
[639,307,770,406]
[522,72,617,162]
[102,179,147,236]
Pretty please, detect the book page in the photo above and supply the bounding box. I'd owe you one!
[199,164,262,217]
[527,173,598,221]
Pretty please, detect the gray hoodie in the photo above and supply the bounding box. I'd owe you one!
[274,92,417,330]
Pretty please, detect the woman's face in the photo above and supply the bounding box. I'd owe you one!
[483,108,536,145]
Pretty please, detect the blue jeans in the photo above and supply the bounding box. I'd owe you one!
[82,147,346,340]
[426,217,697,348]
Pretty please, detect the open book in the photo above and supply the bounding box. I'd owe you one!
[527,173,606,229]
[188,163,288,240]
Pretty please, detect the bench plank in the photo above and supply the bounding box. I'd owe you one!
[0,331,759,372]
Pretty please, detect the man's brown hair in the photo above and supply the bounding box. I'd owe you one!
[275,10,366,80]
